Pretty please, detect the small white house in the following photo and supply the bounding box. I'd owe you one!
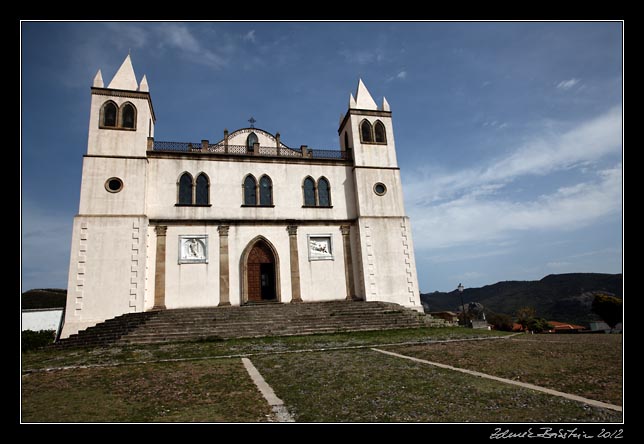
[22,308,64,336]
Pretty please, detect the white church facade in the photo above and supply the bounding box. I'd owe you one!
[61,55,422,338]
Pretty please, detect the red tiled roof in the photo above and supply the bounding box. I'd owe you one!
[548,321,585,330]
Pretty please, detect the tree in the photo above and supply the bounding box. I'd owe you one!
[487,312,514,331]
[526,317,553,333]
[592,293,622,329]
[516,306,536,330]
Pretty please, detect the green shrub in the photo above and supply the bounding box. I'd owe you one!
[486,312,514,331]
[22,330,55,352]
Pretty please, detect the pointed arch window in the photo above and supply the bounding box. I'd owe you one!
[247,132,259,149]
[195,173,209,205]
[259,175,273,206]
[101,102,117,128]
[244,175,257,205]
[360,120,373,143]
[374,121,387,143]
[317,177,331,207]
[178,173,193,205]
[303,177,316,206]
[120,103,136,129]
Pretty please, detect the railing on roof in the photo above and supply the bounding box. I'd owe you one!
[150,139,351,161]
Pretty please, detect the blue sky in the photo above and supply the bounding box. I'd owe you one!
[21,21,622,293]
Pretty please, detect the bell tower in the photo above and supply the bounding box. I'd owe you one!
[61,54,152,338]
[339,80,422,311]
[87,54,155,157]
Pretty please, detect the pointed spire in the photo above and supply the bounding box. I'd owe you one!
[349,93,357,109]
[354,79,378,110]
[93,69,104,88]
[138,74,149,92]
[382,97,390,112]
[108,54,138,90]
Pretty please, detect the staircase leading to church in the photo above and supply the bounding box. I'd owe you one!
[54,301,447,348]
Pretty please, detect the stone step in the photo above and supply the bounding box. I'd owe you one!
[54,301,448,348]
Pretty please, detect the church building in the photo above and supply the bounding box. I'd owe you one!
[60,55,422,338]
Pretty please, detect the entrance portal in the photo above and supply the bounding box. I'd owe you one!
[244,239,279,303]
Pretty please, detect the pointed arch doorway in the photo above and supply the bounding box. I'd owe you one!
[241,237,280,304]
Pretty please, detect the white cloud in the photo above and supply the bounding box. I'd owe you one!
[407,164,621,250]
[397,70,407,80]
[403,106,622,251]
[155,23,228,69]
[557,78,580,90]
[243,30,256,43]
[405,106,621,206]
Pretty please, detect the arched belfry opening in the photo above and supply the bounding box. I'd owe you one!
[240,237,280,304]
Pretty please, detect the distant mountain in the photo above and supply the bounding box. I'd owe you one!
[22,289,67,310]
[420,273,622,326]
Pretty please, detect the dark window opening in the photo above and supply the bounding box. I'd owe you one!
[179,173,193,204]
[247,132,258,149]
[195,173,209,205]
[105,177,123,193]
[303,177,315,206]
[244,175,257,205]
[361,120,373,143]
[374,121,386,143]
[121,104,136,129]
[102,102,117,127]
[318,177,331,207]
[259,175,272,206]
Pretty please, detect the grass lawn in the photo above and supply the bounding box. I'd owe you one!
[252,348,621,422]
[382,334,622,406]
[21,328,622,423]
[22,359,271,422]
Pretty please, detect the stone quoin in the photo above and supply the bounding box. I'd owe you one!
[60,55,422,338]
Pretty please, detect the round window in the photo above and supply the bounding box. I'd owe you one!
[105,177,123,193]
[374,182,387,196]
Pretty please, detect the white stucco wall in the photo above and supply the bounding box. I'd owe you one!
[87,93,154,158]
[297,225,348,302]
[356,217,421,310]
[79,157,148,215]
[145,157,357,221]
[22,309,63,332]
[61,215,148,338]
[346,113,398,168]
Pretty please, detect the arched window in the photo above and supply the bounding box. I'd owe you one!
[195,173,209,205]
[101,102,117,127]
[247,132,258,149]
[303,177,316,206]
[259,175,272,206]
[244,175,257,205]
[178,173,193,205]
[120,103,136,129]
[360,120,373,143]
[344,131,350,150]
[374,121,386,143]
[318,177,331,207]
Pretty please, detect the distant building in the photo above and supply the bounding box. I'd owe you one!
[22,309,64,335]
[546,321,586,333]
[60,55,423,338]
[589,321,622,333]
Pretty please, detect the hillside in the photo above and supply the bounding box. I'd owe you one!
[22,289,67,310]
[420,273,622,326]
